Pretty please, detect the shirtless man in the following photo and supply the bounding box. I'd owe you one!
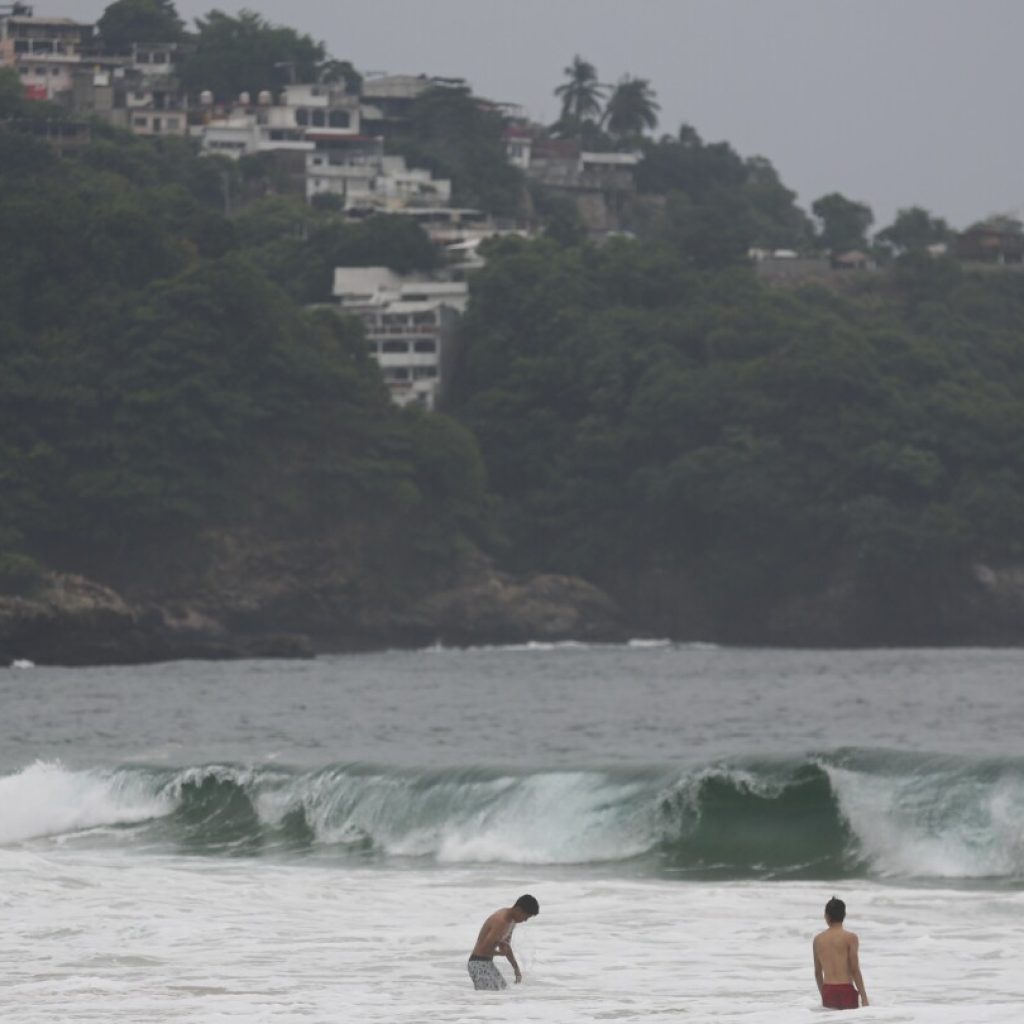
[467,894,539,990]
[813,896,869,1010]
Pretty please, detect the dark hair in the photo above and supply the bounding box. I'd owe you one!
[514,894,539,917]
[825,896,846,923]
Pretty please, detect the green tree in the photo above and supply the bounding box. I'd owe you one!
[97,0,185,50]
[178,9,325,101]
[603,76,659,139]
[391,86,524,216]
[317,58,362,94]
[876,206,950,254]
[554,55,605,122]
[0,65,27,116]
[811,192,874,253]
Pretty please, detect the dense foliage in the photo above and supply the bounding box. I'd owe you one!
[0,118,486,589]
[177,9,325,102]
[636,127,816,257]
[450,236,1024,637]
[387,86,525,218]
[96,0,186,50]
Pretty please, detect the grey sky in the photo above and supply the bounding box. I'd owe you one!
[73,0,1023,229]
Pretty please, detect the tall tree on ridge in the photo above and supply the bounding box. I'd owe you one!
[97,0,185,50]
[604,75,659,139]
[554,55,605,122]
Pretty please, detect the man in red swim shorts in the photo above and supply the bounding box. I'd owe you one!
[813,896,869,1009]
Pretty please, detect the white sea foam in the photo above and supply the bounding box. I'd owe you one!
[10,658,35,669]
[0,762,170,844]
[825,763,1024,879]
[1,851,1022,1024]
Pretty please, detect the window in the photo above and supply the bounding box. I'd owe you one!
[412,312,436,326]
[382,340,409,354]
[166,118,179,130]
[132,116,148,127]
[152,118,163,133]
[295,108,308,126]
[384,367,410,381]
[413,367,437,379]
[413,340,436,354]
[328,110,350,128]
[311,109,326,127]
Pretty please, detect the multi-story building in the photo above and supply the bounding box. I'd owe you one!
[358,73,465,135]
[197,82,361,157]
[306,149,451,210]
[0,8,93,101]
[121,41,189,136]
[196,83,455,210]
[332,267,468,409]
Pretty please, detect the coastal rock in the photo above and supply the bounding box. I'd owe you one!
[399,570,626,647]
[0,572,312,666]
[0,541,626,665]
[0,572,138,666]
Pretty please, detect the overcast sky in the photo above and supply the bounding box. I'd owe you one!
[72,0,1023,230]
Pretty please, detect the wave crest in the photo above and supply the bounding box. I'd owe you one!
[2,753,1022,880]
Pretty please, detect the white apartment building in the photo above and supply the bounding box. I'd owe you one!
[197,83,360,159]
[306,150,451,209]
[333,267,468,409]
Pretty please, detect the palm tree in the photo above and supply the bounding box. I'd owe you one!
[554,55,605,122]
[603,76,660,138]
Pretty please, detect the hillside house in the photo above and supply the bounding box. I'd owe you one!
[956,223,1024,265]
[332,267,468,409]
[0,9,92,100]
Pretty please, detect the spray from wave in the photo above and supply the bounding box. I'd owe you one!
[2,752,1022,880]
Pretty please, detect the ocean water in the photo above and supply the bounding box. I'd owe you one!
[2,643,1023,1022]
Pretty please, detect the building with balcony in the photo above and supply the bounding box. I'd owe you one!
[0,9,93,101]
[332,267,468,409]
[306,148,451,209]
[196,82,361,159]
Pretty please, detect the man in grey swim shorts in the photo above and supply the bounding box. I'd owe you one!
[467,894,539,989]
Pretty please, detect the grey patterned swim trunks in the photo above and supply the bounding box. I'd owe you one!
[467,956,507,990]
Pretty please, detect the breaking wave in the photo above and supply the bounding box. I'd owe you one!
[2,751,1022,881]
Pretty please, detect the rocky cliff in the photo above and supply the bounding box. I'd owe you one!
[0,542,626,667]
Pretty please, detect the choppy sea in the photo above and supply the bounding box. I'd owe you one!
[2,643,1023,1022]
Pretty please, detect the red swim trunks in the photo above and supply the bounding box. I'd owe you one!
[822,983,859,1009]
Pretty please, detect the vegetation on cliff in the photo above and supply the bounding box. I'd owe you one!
[0,93,487,597]
[449,238,1024,639]
[3,16,1024,648]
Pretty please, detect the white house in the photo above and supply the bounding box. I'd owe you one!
[196,83,360,159]
[305,148,451,210]
[333,267,468,409]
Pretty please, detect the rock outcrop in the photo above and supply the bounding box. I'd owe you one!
[0,543,627,666]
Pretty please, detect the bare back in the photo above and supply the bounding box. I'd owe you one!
[813,926,858,984]
[472,909,515,958]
